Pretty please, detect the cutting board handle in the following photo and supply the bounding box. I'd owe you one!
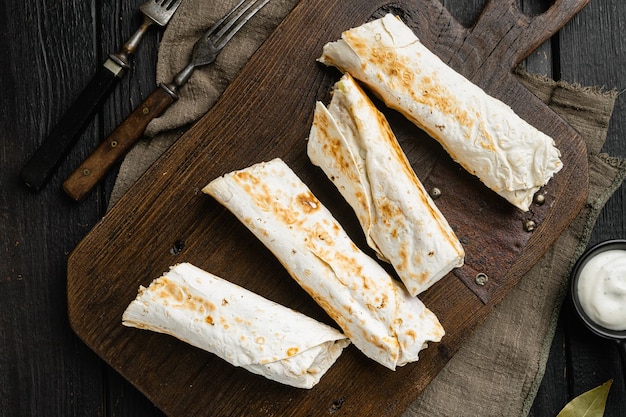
[472,0,590,69]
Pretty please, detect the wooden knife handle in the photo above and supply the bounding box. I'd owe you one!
[20,59,125,190]
[63,85,177,202]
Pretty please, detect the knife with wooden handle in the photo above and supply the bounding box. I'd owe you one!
[62,85,177,201]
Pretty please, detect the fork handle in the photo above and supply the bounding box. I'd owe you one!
[62,84,177,202]
[20,58,126,190]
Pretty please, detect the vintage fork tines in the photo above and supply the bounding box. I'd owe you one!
[166,0,271,94]
[140,0,184,26]
[205,0,271,51]
[112,0,185,68]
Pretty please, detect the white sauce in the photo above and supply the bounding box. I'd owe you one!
[576,249,626,331]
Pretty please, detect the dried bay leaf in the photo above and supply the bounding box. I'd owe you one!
[556,379,613,417]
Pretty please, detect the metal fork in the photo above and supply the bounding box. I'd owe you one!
[62,0,271,202]
[20,0,184,191]
[162,0,271,97]
[116,0,185,69]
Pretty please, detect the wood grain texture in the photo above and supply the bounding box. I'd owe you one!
[93,2,170,414]
[530,1,626,415]
[65,0,590,416]
[0,0,166,416]
[0,1,106,416]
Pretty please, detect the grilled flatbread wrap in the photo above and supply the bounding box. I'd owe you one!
[122,262,349,389]
[202,158,444,370]
[308,74,464,296]
[318,14,563,211]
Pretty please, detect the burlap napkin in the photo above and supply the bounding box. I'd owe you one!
[109,1,626,415]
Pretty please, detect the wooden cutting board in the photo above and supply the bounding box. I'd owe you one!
[67,0,590,415]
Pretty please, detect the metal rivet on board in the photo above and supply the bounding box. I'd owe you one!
[534,194,546,206]
[81,168,91,177]
[475,273,488,286]
[429,187,442,200]
[524,220,536,232]
[170,240,185,255]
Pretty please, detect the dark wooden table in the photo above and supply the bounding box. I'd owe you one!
[1,0,624,416]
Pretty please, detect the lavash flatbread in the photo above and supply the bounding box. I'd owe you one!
[308,73,464,296]
[202,158,444,370]
[122,262,349,389]
[318,14,563,211]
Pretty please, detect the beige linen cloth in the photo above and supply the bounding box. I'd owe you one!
[108,1,626,415]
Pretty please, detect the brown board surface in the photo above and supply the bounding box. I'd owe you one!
[67,0,590,416]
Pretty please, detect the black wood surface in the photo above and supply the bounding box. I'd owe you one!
[0,0,624,416]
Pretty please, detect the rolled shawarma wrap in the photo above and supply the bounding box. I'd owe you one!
[318,14,563,211]
[122,262,349,389]
[202,158,445,370]
[308,73,464,296]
